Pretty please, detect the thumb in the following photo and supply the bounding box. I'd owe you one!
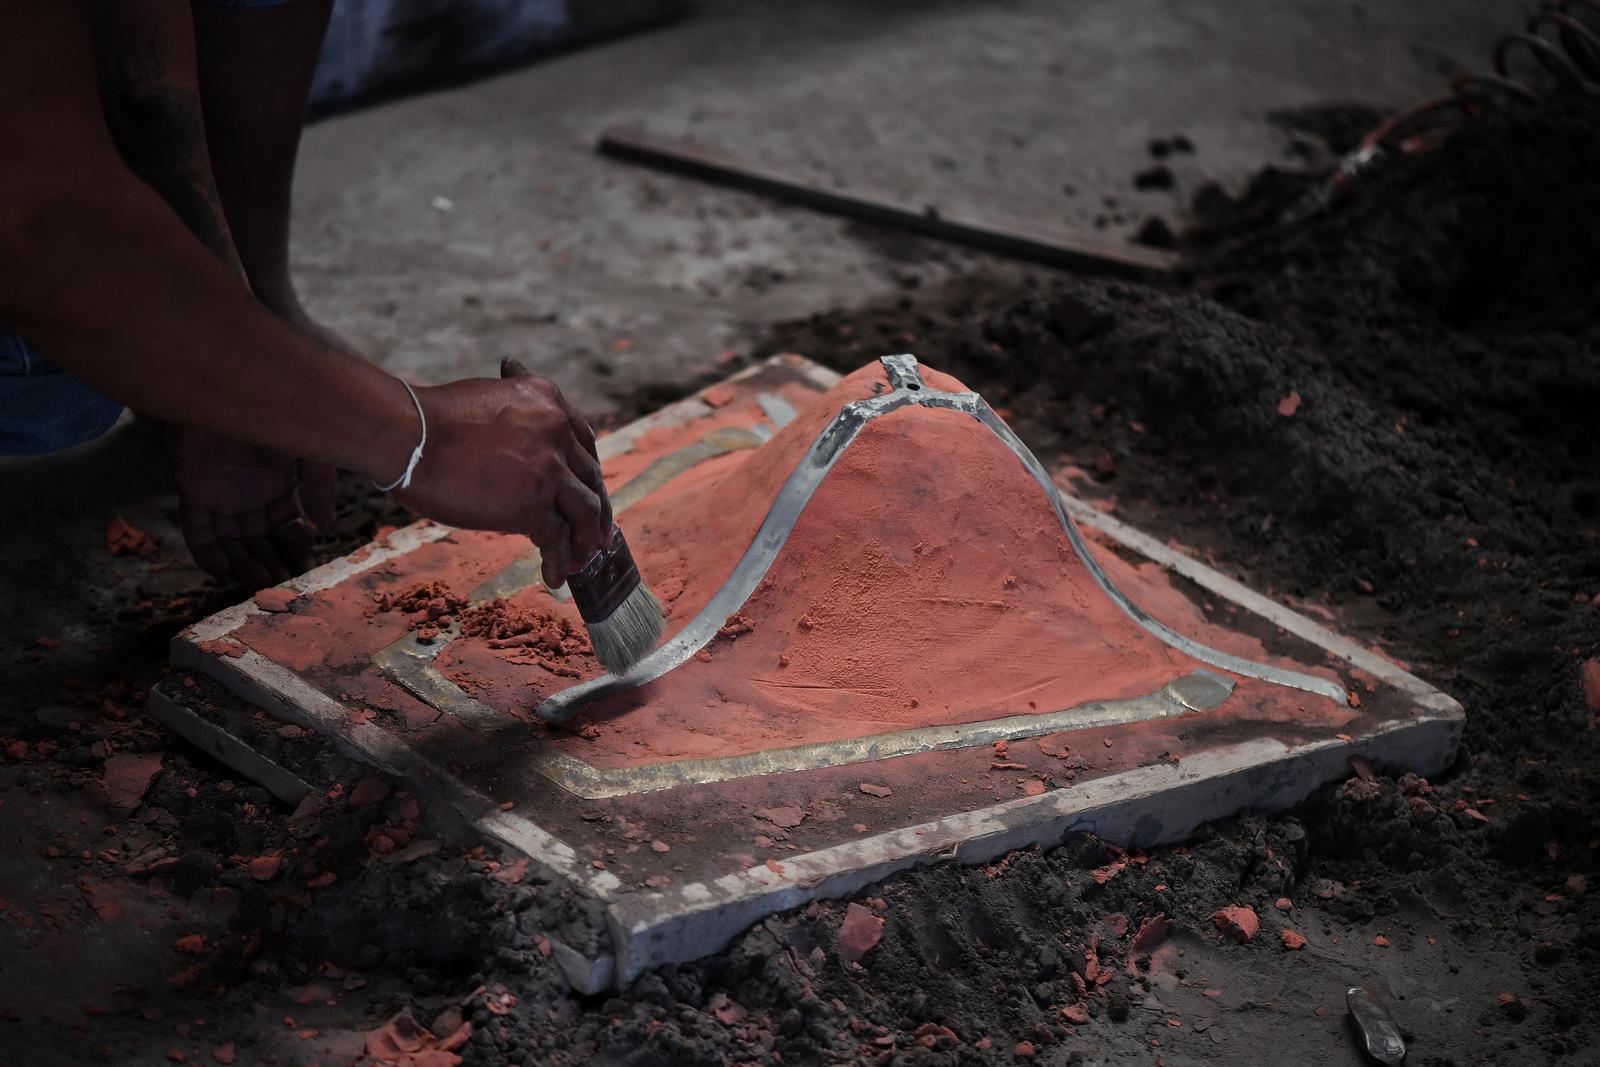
[500,357,530,380]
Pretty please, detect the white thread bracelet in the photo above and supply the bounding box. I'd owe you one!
[374,379,426,492]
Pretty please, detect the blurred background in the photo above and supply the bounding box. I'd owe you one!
[288,0,1510,419]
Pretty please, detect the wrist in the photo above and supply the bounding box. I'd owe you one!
[373,378,428,492]
[344,368,427,486]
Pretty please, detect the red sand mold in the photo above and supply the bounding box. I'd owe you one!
[563,361,1350,765]
[173,355,1459,977]
[218,357,1366,779]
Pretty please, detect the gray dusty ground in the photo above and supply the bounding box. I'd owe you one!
[286,0,1509,419]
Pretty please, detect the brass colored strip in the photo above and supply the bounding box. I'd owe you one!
[529,670,1234,799]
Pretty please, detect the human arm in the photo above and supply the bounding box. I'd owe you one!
[0,3,608,574]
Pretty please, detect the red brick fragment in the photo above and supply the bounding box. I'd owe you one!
[1276,391,1302,417]
[97,753,163,815]
[249,855,282,882]
[1373,935,1390,947]
[106,516,157,557]
[1062,1002,1089,1024]
[1212,906,1259,944]
[1133,916,1172,953]
[858,782,892,798]
[1281,930,1307,951]
[211,1044,235,1065]
[837,903,884,964]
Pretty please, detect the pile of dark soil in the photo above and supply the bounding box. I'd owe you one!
[622,96,1592,1065]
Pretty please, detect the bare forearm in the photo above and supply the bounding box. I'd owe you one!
[1,175,414,481]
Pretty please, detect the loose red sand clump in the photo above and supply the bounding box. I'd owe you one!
[458,598,592,678]
[253,587,298,613]
[374,581,467,621]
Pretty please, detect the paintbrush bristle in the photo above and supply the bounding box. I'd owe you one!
[585,580,665,675]
[568,525,665,675]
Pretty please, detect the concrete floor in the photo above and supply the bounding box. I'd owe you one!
[291,0,1509,421]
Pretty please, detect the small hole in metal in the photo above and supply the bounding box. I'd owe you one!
[906,382,921,390]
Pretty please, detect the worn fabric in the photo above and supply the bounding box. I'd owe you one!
[0,328,125,455]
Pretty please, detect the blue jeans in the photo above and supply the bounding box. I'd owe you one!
[0,329,125,455]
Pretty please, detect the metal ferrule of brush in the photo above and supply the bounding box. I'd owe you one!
[568,524,639,625]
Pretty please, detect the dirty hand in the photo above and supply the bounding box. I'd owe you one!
[171,427,337,587]
[392,359,611,587]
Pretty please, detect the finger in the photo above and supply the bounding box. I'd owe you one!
[234,508,293,585]
[179,503,232,581]
[266,494,315,575]
[297,461,338,530]
[553,467,605,564]
[553,389,600,462]
[530,505,571,588]
[212,514,275,589]
[500,357,600,463]
[567,443,613,533]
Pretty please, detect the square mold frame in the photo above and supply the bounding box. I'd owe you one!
[170,355,1462,990]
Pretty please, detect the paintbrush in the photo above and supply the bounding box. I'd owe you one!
[500,358,663,673]
[570,524,664,674]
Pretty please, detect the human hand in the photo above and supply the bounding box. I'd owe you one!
[391,360,612,587]
[171,427,337,586]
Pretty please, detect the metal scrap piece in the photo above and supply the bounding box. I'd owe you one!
[1346,986,1406,1065]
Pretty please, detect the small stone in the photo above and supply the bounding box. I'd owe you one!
[1133,216,1176,249]
[1281,930,1307,951]
[1133,165,1175,191]
[858,783,892,798]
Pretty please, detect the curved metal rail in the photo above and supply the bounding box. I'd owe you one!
[536,354,1346,723]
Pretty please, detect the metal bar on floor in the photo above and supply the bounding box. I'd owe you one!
[597,126,1178,277]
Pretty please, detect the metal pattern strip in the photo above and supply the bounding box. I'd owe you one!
[531,669,1234,799]
[536,355,1345,723]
